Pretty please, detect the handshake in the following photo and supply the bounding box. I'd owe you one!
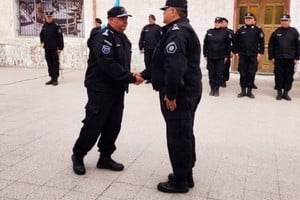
[132,72,145,85]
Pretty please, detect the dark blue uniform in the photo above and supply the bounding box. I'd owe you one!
[73,25,136,159]
[234,25,264,96]
[139,24,161,71]
[141,17,202,183]
[268,27,300,93]
[203,27,231,94]
[40,21,64,81]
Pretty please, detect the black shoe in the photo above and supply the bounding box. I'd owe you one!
[237,88,247,98]
[214,88,219,96]
[52,80,58,86]
[247,89,255,99]
[276,90,282,100]
[283,91,292,101]
[45,79,53,85]
[209,90,214,96]
[71,154,86,175]
[168,173,194,188]
[253,84,258,89]
[221,82,227,88]
[97,156,124,171]
[157,180,189,193]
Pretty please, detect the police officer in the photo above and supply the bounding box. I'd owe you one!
[233,12,264,98]
[221,17,234,87]
[203,17,231,96]
[40,11,64,86]
[268,14,300,101]
[90,18,102,36]
[138,14,161,83]
[71,6,143,175]
[141,0,202,193]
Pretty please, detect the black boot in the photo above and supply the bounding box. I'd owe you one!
[209,88,214,96]
[71,154,86,175]
[168,173,194,188]
[283,90,292,101]
[276,90,283,100]
[247,88,255,99]
[237,87,246,98]
[214,88,219,96]
[157,178,189,193]
[45,79,53,85]
[97,156,124,171]
[52,79,58,86]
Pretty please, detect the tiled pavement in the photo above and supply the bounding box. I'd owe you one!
[0,67,300,200]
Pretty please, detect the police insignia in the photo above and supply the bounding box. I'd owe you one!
[101,45,111,54]
[166,42,177,54]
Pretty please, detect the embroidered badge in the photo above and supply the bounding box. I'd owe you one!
[101,45,111,54]
[166,42,177,54]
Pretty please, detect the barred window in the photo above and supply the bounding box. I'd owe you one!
[19,0,84,37]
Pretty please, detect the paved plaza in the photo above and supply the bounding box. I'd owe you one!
[0,67,300,200]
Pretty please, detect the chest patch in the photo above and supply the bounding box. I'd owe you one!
[166,42,177,54]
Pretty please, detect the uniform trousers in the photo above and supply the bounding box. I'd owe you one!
[144,48,155,70]
[45,49,60,80]
[223,58,231,83]
[274,59,295,91]
[238,55,257,88]
[73,89,125,158]
[159,91,200,180]
[207,58,224,89]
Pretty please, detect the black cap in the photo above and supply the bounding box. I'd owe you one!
[280,14,290,20]
[245,12,255,18]
[107,6,132,18]
[160,0,188,10]
[222,17,228,23]
[45,11,53,16]
[214,17,222,23]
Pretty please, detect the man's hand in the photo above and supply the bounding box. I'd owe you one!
[57,49,62,54]
[140,49,144,54]
[133,72,144,85]
[257,53,262,62]
[164,96,176,111]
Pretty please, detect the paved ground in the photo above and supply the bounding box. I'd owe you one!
[0,67,300,200]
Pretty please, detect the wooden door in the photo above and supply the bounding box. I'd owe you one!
[234,0,290,73]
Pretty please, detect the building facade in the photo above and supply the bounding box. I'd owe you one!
[0,0,299,72]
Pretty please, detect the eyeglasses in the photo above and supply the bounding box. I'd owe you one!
[245,17,253,19]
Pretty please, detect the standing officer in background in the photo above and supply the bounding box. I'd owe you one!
[221,17,234,87]
[203,17,231,96]
[71,6,143,175]
[40,10,64,86]
[89,18,102,36]
[233,12,264,98]
[268,14,300,101]
[138,14,161,84]
[140,0,202,193]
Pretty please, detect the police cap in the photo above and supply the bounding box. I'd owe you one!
[245,12,255,18]
[107,6,132,18]
[160,0,188,10]
[280,14,291,21]
[214,17,222,23]
[45,11,54,16]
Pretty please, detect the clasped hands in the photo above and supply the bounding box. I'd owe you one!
[132,72,144,85]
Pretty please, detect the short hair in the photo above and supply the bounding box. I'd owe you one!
[174,7,187,18]
[95,18,102,24]
[149,14,156,21]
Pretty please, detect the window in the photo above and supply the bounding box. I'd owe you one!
[19,0,84,37]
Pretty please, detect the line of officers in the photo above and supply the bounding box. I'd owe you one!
[204,12,300,101]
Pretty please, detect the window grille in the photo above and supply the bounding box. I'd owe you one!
[19,0,84,37]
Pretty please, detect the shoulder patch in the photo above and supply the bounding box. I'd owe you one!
[101,45,111,55]
[172,24,180,31]
[166,41,177,54]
